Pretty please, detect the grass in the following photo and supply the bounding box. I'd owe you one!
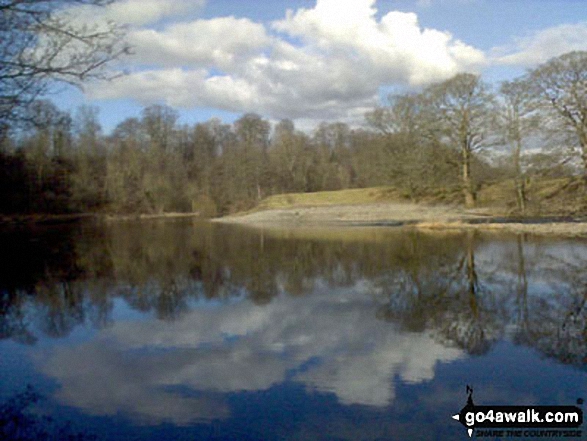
[477,177,586,216]
[257,187,406,210]
[231,177,585,218]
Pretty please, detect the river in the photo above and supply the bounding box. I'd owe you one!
[0,219,585,440]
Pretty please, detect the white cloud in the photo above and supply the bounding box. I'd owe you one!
[128,17,271,69]
[272,0,485,85]
[67,0,587,125]
[106,0,206,26]
[493,22,587,67]
[89,0,486,123]
[64,0,206,28]
[90,68,265,114]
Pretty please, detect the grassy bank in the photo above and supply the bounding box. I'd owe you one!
[257,187,407,210]
[2,178,584,228]
[215,178,587,236]
[252,177,586,216]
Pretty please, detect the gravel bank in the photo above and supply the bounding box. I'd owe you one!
[214,203,486,225]
[213,202,587,237]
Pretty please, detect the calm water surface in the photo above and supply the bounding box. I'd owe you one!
[0,220,585,440]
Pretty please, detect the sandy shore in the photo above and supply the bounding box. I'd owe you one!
[214,202,587,237]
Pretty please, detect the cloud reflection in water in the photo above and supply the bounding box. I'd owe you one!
[42,280,462,424]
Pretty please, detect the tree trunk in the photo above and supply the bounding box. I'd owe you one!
[513,139,526,213]
[462,148,476,208]
[515,179,526,213]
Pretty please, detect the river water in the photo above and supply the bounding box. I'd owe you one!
[0,220,585,440]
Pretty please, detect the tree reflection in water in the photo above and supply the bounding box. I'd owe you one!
[0,220,586,367]
[511,235,587,365]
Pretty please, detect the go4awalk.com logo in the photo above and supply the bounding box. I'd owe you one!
[452,386,584,438]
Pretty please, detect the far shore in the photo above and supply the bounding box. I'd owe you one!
[0,212,203,227]
[213,202,587,237]
[2,203,587,236]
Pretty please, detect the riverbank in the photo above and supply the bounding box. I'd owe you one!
[213,202,489,225]
[0,212,203,228]
[213,202,587,237]
[3,203,587,237]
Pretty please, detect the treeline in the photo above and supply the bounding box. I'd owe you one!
[0,102,462,216]
[0,50,585,217]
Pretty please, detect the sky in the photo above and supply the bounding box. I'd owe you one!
[53,0,587,133]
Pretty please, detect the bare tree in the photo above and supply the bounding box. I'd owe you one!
[499,77,538,212]
[71,105,105,209]
[527,51,587,182]
[270,119,313,193]
[366,92,422,137]
[234,113,270,201]
[366,92,450,198]
[0,0,128,130]
[422,73,497,207]
[141,104,178,152]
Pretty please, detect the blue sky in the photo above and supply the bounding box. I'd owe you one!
[54,0,587,132]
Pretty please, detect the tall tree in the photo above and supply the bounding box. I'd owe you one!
[312,122,353,191]
[422,73,497,207]
[234,113,270,201]
[71,105,105,209]
[141,105,179,152]
[106,117,147,212]
[527,51,587,182]
[366,93,444,198]
[270,119,313,193]
[18,100,73,212]
[500,78,538,212]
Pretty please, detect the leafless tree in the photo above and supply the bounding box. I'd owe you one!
[365,93,452,198]
[422,73,498,207]
[527,51,587,181]
[0,0,129,131]
[499,77,539,212]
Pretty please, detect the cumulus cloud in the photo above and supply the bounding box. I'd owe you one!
[89,0,486,122]
[72,0,587,124]
[107,0,205,26]
[92,68,266,114]
[272,1,485,83]
[41,281,462,423]
[64,0,205,28]
[128,17,271,69]
[493,22,587,67]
